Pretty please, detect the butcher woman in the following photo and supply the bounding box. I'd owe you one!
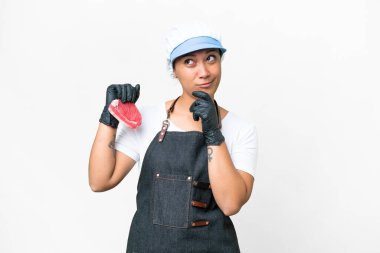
[89,22,258,253]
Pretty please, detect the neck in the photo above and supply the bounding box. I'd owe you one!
[178,93,194,108]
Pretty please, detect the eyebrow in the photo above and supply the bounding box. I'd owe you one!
[182,49,219,58]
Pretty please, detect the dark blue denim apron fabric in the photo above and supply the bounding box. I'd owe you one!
[126,99,240,253]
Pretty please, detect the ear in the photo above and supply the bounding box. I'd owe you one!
[172,61,178,78]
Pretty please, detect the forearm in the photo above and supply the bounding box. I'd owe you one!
[208,143,248,216]
[88,123,117,191]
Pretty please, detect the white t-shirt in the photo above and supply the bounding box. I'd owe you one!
[114,103,258,177]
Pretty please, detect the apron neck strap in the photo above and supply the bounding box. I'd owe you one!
[167,96,181,119]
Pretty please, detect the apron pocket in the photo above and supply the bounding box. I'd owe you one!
[152,172,192,228]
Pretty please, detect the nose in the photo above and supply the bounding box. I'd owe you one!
[197,62,210,78]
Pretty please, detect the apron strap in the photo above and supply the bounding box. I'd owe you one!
[159,96,222,143]
[166,96,181,119]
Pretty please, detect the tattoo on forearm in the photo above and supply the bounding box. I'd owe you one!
[208,147,213,162]
[108,135,116,154]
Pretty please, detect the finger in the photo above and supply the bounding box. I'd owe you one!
[134,84,140,102]
[189,100,198,113]
[192,91,212,102]
[108,84,116,91]
[126,83,132,102]
[120,85,126,103]
[108,84,117,96]
[131,87,136,103]
[195,99,209,108]
[189,100,201,121]
[192,111,200,121]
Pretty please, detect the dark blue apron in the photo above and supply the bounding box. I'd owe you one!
[126,98,240,253]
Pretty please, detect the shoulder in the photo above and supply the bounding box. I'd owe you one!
[137,103,166,124]
[222,111,257,133]
[221,111,257,145]
[138,103,164,116]
[218,105,255,129]
[221,111,258,176]
[123,102,166,137]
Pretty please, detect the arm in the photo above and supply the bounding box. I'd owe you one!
[88,83,140,192]
[190,91,255,216]
[207,144,254,216]
[88,123,136,192]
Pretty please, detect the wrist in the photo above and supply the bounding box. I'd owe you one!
[204,129,224,146]
[99,106,119,128]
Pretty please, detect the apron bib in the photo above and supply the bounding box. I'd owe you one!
[126,98,240,253]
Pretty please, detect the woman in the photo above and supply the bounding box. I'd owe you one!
[89,22,258,253]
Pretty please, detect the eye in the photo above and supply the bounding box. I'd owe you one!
[184,58,194,65]
[206,54,217,62]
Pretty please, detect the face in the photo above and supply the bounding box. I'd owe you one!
[173,49,222,99]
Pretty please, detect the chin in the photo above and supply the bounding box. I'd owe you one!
[194,89,217,99]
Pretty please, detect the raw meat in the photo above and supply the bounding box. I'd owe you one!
[108,99,142,129]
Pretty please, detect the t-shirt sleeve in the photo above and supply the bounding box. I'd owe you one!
[231,124,258,177]
[114,124,140,162]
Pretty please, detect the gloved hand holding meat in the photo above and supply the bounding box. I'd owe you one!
[99,83,141,128]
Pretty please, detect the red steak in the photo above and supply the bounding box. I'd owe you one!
[108,99,142,129]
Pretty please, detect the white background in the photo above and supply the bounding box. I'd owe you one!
[1,0,379,252]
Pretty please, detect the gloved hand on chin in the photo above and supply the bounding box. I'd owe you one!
[189,91,225,146]
[99,83,140,128]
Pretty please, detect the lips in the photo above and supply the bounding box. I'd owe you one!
[197,82,212,88]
